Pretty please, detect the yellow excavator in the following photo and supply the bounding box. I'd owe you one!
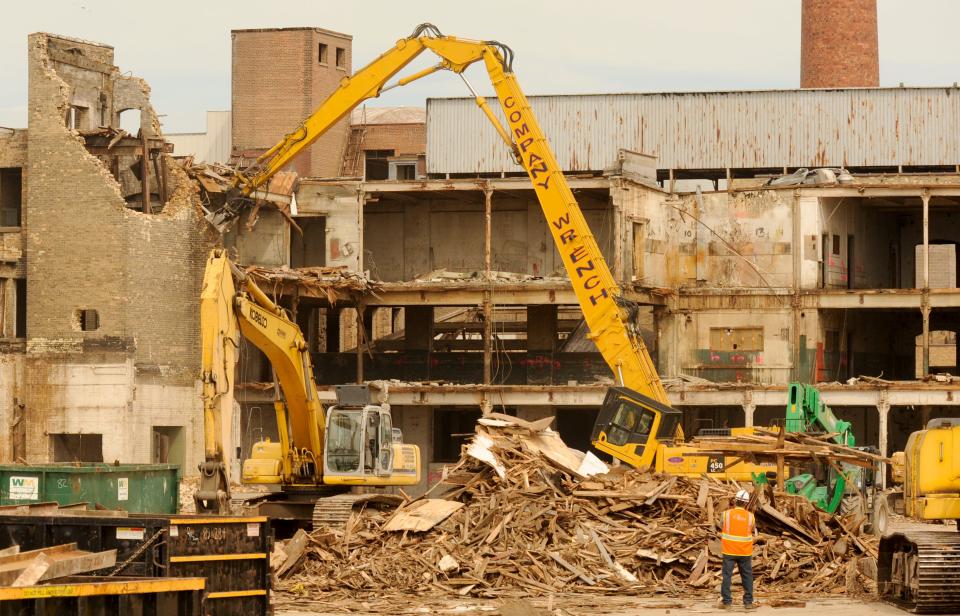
[878,418,960,612]
[195,250,420,523]
[197,23,772,520]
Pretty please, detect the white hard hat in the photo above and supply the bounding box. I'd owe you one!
[736,489,751,503]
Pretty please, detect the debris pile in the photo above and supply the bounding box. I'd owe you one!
[279,415,878,599]
[177,157,298,233]
[245,265,379,305]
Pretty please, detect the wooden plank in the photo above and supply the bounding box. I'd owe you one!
[696,477,710,508]
[0,543,78,567]
[40,549,117,582]
[383,499,464,532]
[275,529,310,577]
[11,553,51,587]
[0,546,116,586]
[546,551,595,585]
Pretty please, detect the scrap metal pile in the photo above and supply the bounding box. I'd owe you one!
[277,416,878,600]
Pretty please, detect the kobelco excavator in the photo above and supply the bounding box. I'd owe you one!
[197,23,775,522]
[195,250,421,526]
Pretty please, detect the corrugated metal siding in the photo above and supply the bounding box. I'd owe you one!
[426,88,960,174]
[167,111,231,164]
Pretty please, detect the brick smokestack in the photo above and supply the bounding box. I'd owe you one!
[801,0,879,88]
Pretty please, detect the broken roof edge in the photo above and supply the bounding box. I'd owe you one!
[33,31,114,50]
[231,26,352,40]
[296,175,658,193]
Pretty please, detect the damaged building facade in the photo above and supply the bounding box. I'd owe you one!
[2,25,959,499]
[231,83,960,495]
[0,34,212,468]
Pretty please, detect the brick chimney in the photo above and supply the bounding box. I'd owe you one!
[801,0,879,88]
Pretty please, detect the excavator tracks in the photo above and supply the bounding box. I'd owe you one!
[312,493,405,530]
[879,531,960,613]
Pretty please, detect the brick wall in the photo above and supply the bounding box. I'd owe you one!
[342,122,426,177]
[21,33,211,466]
[232,28,353,178]
[801,0,879,88]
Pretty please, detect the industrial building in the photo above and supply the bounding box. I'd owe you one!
[0,0,957,501]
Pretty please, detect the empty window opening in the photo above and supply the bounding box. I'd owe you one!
[152,426,185,467]
[364,150,393,181]
[51,433,103,463]
[709,327,763,352]
[14,279,25,338]
[396,163,416,180]
[916,330,958,377]
[433,408,481,462]
[118,108,142,136]
[0,168,22,227]
[74,308,100,332]
[632,220,647,281]
[318,43,328,63]
[290,217,326,268]
[335,47,346,68]
[65,106,89,130]
[832,234,841,256]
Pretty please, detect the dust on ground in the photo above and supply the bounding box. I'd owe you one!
[273,594,902,615]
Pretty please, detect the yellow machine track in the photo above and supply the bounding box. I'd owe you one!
[879,531,960,613]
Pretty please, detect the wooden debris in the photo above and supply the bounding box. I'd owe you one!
[278,422,878,599]
[11,553,51,587]
[0,543,117,587]
[275,529,310,578]
[382,499,464,532]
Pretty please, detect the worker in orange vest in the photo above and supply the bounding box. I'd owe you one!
[719,489,758,610]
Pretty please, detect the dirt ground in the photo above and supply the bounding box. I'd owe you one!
[273,594,902,615]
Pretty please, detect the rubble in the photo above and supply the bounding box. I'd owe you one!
[245,264,379,305]
[177,157,299,232]
[277,416,878,601]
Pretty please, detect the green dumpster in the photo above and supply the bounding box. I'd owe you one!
[0,463,180,514]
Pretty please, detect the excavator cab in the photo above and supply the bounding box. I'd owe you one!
[591,387,682,468]
[322,385,420,486]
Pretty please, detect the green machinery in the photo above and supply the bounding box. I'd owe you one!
[780,382,872,514]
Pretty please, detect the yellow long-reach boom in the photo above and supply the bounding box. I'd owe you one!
[203,24,766,513]
[220,23,676,470]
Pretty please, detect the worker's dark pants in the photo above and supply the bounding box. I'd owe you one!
[721,554,754,605]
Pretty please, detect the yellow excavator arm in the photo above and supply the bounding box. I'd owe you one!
[217,24,676,490]
[197,249,420,515]
[196,249,325,513]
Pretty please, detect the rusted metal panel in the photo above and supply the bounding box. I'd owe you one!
[426,87,960,174]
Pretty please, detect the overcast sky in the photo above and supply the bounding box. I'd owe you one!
[2,0,958,133]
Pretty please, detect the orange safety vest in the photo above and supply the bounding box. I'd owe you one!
[721,506,755,556]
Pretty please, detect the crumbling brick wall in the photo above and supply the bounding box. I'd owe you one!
[23,33,214,467]
[232,27,353,178]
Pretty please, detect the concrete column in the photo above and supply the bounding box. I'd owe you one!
[922,192,931,376]
[741,390,756,428]
[404,306,434,351]
[527,305,558,352]
[483,185,493,385]
[355,305,366,384]
[877,396,891,489]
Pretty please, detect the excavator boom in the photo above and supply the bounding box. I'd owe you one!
[225,24,675,471]
[201,24,678,513]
